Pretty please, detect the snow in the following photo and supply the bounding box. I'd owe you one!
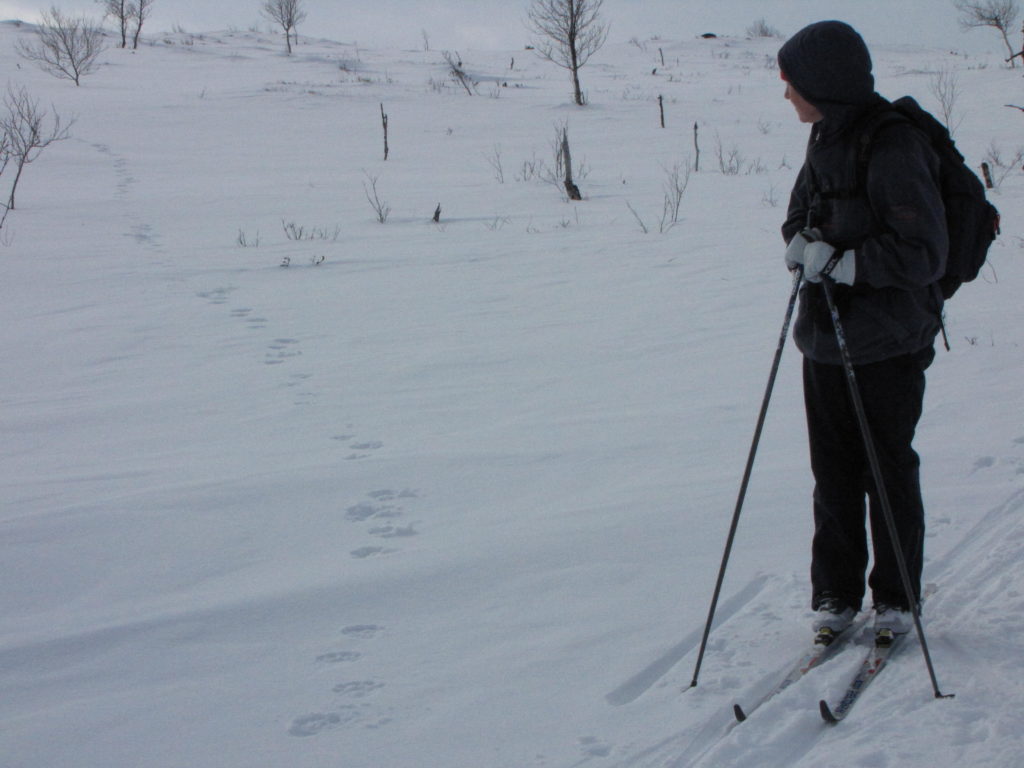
[1,10,1023,768]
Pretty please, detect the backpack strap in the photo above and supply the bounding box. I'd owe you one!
[848,106,913,192]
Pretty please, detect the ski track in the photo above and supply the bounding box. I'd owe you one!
[605,574,772,706]
[599,439,1024,768]
[631,466,1024,767]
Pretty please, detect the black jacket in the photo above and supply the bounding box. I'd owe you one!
[779,22,947,365]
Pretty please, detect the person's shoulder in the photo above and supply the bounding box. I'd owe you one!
[864,111,934,160]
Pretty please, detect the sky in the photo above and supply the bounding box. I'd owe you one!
[0,0,999,54]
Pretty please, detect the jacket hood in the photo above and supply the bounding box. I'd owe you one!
[778,21,876,116]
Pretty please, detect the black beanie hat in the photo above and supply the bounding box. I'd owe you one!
[778,21,875,107]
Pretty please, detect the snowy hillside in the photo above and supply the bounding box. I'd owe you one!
[1,12,1022,768]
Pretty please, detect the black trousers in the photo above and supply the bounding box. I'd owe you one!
[803,349,931,612]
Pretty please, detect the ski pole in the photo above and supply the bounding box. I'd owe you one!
[817,259,952,701]
[690,267,803,689]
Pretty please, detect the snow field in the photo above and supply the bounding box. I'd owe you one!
[1,14,1023,768]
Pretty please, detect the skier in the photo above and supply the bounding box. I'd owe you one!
[778,21,947,641]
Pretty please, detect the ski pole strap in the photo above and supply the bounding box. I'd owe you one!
[820,250,843,279]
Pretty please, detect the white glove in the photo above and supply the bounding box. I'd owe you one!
[804,241,856,285]
[784,231,813,271]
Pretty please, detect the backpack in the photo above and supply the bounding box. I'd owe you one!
[851,96,1001,300]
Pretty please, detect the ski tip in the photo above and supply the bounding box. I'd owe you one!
[819,699,839,724]
[733,704,747,723]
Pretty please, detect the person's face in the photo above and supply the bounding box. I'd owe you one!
[785,83,824,124]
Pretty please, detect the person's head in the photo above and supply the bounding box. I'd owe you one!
[777,21,875,123]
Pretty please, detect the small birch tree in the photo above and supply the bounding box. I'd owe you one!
[97,0,130,47]
[16,7,106,86]
[954,0,1021,66]
[261,0,306,54]
[527,0,609,105]
[131,0,155,49]
[1,85,73,227]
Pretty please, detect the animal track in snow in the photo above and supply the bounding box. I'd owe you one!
[287,706,390,736]
[368,523,418,538]
[332,680,385,698]
[288,707,384,736]
[351,441,383,451]
[344,489,422,551]
[341,624,384,640]
[264,337,301,365]
[369,488,418,501]
[345,502,400,522]
[350,545,395,559]
[973,456,996,471]
[578,736,613,758]
[316,651,362,664]
[227,306,268,330]
[294,624,393,736]
[345,440,383,460]
[288,712,345,737]
[196,286,235,305]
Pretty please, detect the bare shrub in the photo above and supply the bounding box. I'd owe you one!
[442,50,475,95]
[659,160,691,232]
[236,228,260,247]
[485,144,505,183]
[746,17,782,38]
[983,141,1024,187]
[714,133,744,175]
[929,66,963,134]
[362,173,391,223]
[281,220,341,241]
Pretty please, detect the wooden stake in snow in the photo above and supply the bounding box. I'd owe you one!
[561,127,582,201]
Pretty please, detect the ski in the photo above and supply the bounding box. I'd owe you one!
[733,619,864,723]
[819,629,904,724]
